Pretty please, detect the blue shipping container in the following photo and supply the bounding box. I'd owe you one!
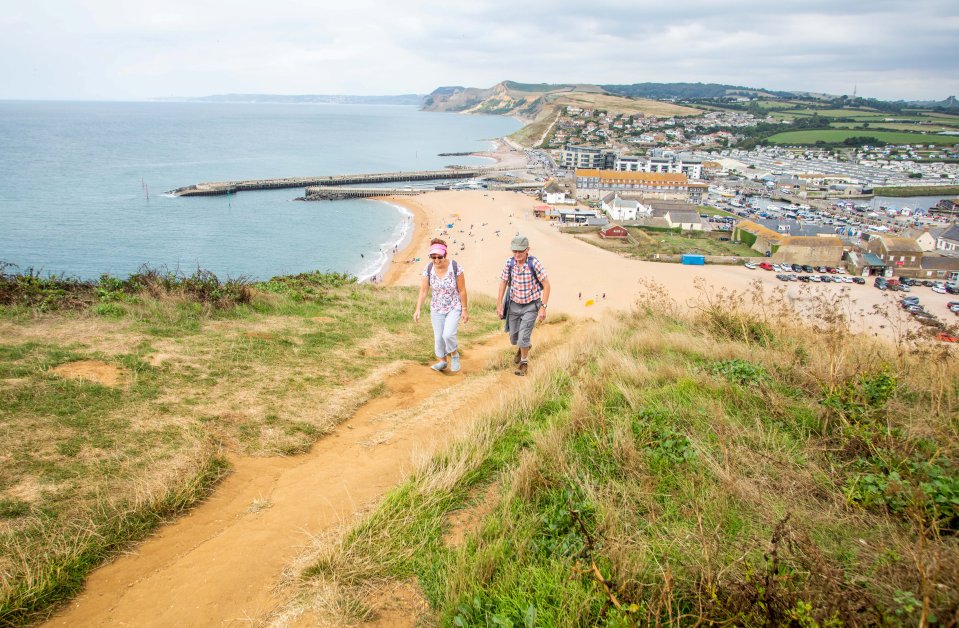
[681,254,705,265]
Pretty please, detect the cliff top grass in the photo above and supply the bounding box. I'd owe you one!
[0,265,502,625]
[282,281,959,626]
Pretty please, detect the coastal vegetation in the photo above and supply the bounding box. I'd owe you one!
[765,129,959,147]
[565,227,758,260]
[873,185,959,197]
[0,266,502,624]
[281,282,959,626]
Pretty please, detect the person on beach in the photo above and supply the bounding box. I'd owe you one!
[413,238,469,372]
[496,235,551,377]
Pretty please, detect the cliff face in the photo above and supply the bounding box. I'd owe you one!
[422,81,556,118]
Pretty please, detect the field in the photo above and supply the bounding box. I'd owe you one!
[0,269,502,623]
[568,227,757,259]
[765,129,959,146]
[281,284,959,626]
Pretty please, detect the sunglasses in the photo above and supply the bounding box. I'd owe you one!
[430,255,445,260]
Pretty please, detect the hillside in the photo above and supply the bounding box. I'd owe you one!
[422,81,702,147]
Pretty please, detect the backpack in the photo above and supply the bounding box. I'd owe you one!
[427,259,459,279]
[506,256,543,291]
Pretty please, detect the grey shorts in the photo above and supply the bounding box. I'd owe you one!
[506,300,540,348]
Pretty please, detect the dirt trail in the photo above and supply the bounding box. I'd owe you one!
[44,323,572,627]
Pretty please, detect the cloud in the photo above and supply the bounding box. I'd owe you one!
[0,0,957,100]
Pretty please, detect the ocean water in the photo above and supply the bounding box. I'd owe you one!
[0,101,521,281]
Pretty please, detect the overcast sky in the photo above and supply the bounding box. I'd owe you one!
[3,0,957,102]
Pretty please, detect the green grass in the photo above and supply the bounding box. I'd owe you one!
[291,288,959,625]
[0,270,502,624]
[590,227,758,258]
[766,129,959,146]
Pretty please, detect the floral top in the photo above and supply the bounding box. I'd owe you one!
[423,262,464,313]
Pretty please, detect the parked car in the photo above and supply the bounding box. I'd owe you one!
[933,284,947,294]
[936,332,959,343]
[791,264,803,272]
[744,262,757,270]
[759,262,774,271]
[853,277,866,285]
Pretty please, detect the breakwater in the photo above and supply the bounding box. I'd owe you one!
[301,187,428,200]
[167,168,491,197]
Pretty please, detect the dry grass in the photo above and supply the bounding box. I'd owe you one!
[279,284,959,626]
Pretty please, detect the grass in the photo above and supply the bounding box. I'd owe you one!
[765,129,959,146]
[285,281,959,626]
[0,268,503,625]
[571,227,757,259]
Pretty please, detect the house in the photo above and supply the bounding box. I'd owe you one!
[647,201,704,231]
[936,224,959,253]
[599,225,629,240]
[900,226,942,253]
[600,193,651,221]
[867,235,923,269]
[542,180,574,205]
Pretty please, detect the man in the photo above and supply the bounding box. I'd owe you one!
[496,234,551,376]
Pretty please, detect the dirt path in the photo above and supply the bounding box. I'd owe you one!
[43,323,573,627]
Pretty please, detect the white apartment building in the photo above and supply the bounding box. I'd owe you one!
[614,153,703,180]
[561,145,615,170]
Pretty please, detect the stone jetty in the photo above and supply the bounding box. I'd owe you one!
[167,168,491,197]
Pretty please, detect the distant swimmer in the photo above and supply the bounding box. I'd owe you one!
[360,254,364,258]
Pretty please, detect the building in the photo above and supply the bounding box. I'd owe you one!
[599,225,629,240]
[772,235,844,266]
[614,153,704,180]
[919,256,959,282]
[867,235,923,270]
[900,226,941,253]
[600,193,651,221]
[542,180,574,205]
[561,145,615,170]
[575,169,690,202]
[648,201,704,231]
[733,220,786,257]
[557,209,604,225]
[936,224,959,253]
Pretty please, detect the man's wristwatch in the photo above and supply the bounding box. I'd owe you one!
[540,303,548,309]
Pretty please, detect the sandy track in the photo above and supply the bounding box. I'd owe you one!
[43,324,570,627]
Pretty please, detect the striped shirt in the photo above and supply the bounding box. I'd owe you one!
[500,256,548,305]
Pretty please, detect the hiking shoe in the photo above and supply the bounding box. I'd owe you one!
[514,361,528,376]
[431,360,448,372]
[450,354,461,372]
[513,348,522,365]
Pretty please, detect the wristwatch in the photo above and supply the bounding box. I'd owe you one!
[540,303,548,309]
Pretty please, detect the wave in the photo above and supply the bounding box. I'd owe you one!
[354,201,414,283]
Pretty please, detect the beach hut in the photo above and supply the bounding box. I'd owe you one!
[533,205,550,218]
[598,225,628,240]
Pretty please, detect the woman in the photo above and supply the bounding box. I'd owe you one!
[413,238,469,372]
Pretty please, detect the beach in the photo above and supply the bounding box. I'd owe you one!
[380,189,955,337]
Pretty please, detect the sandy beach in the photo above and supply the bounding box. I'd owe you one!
[380,190,957,337]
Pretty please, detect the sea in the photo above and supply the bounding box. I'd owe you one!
[0,101,521,282]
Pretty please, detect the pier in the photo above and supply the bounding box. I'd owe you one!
[301,187,428,200]
[167,168,493,197]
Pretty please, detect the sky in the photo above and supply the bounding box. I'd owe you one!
[2,0,958,102]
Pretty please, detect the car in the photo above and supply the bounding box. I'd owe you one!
[759,262,774,271]
[776,274,788,281]
[947,301,959,309]
[836,267,847,274]
[797,275,810,282]
[947,285,959,295]
[820,275,832,283]
[791,264,803,272]
[802,265,815,273]
[853,277,866,284]
[922,280,934,287]
[933,284,947,294]
[936,332,959,343]
[744,262,757,270]
[901,295,920,304]
[809,275,821,282]
[900,284,911,292]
